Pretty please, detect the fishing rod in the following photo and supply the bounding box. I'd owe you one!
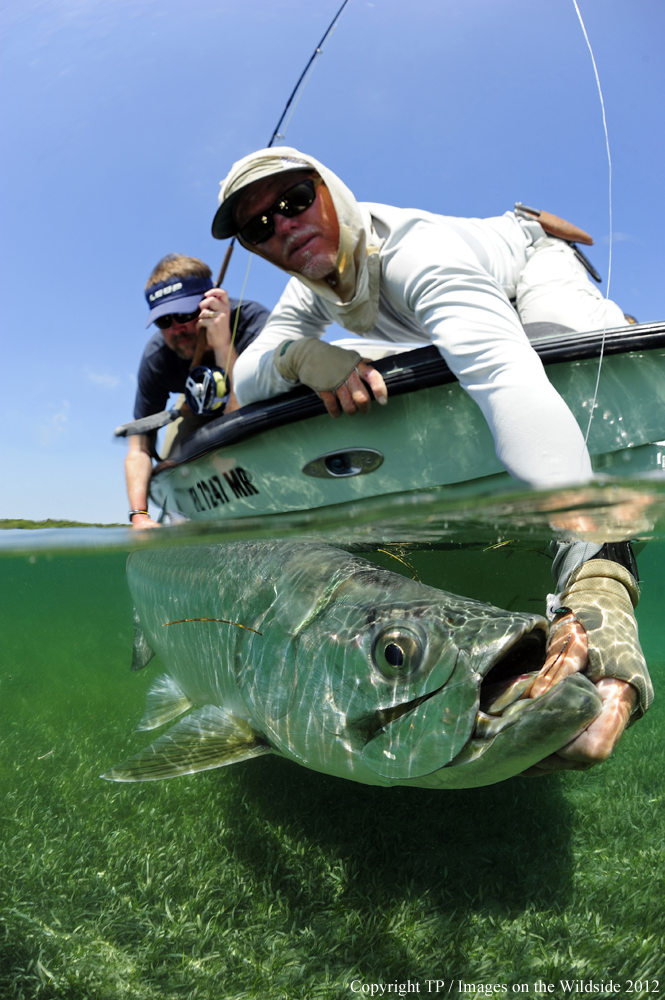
[115,0,351,438]
[191,0,351,364]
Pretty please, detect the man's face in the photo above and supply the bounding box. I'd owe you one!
[234,170,340,280]
[160,313,200,359]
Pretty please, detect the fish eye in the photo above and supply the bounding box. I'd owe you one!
[371,627,423,680]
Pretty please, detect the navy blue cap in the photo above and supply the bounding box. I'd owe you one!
[145,274,213,328]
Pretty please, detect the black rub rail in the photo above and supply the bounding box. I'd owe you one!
[153,321,665,474]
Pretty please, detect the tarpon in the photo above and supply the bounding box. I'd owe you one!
[102,542,601,789]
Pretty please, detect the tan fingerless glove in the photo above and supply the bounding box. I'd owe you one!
[560,558,654,718]
[274,339,361,393]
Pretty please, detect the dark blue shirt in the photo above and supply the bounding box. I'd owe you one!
[133,297,270,420]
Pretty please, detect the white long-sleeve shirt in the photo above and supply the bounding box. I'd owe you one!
[233,205,619,487]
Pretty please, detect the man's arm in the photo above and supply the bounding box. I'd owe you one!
[232,278,333,404]
[125,434,161,529]
[232,278,386,413]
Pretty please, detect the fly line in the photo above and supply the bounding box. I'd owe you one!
[572,0,614,447]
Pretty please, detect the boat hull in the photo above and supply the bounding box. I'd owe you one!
[150,326,665,522]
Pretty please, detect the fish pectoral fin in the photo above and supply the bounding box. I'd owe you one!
[136,673,194,731]
[100,705,271,782]
[131,606,155,672]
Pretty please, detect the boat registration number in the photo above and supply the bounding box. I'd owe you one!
[187,467,259,513]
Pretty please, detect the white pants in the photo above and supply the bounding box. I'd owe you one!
[517,235,625,332]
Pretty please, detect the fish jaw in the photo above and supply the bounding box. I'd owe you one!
[357,656,478,780]
[403,673,603,789]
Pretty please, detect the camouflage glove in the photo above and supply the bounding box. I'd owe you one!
[274,339,362,393]
[559,558,654,719]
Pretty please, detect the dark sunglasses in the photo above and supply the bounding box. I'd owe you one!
[154,310,200,330]
[238,179,317,246]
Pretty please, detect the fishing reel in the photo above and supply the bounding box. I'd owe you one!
[184,365,229,416]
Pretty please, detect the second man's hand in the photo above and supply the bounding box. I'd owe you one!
[130,512,162,530]
[197,288,235,367]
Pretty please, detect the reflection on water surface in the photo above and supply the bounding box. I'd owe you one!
[2,475,665,554]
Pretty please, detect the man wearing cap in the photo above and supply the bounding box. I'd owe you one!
[209,147,652,773]
[125,253,269,530]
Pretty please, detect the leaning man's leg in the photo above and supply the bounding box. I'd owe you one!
[516,237,626,332]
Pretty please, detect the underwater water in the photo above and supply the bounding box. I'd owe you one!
[1,481,665,998]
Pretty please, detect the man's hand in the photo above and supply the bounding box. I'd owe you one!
[130,512,161,530]
[529,611,587,698]
[273,338,388,418]
[197,288,235,367]
[555,677,636,764]
[319,361,388,418]
[520,612,637,776]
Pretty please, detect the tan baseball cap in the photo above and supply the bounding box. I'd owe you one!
[211,149,312,240]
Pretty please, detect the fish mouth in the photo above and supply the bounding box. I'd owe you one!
[473,627,548,739]
[358,625,548,746]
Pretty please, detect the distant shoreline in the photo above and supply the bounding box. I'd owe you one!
[0,518,125,530]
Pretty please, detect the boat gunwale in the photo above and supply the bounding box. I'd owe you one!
[152,321,665,476]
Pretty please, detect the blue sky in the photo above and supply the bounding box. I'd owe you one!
[1,0,663,522]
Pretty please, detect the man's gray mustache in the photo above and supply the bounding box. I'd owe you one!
[283,227,320,256]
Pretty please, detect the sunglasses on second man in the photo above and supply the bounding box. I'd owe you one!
[238,178,318,246]
[154,310,201,330]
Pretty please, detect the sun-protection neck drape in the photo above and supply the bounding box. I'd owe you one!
[217,147,383,334]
